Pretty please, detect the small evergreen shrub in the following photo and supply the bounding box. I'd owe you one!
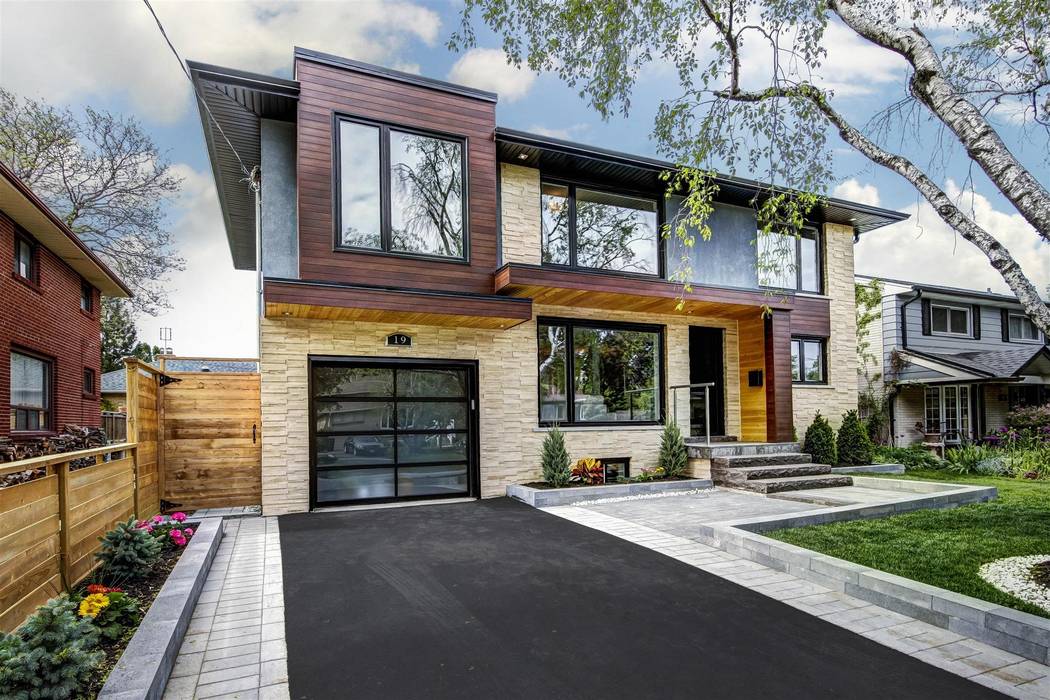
[96,518,163,581]
[837,410,875,465]
[540,425,571,487]
[802,412,836,466]
[657,421,688,478]
[0,597,102,700]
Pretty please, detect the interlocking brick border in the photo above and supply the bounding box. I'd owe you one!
[98,517,225,700]
[507,478,714,507]
[698,479,1050,665]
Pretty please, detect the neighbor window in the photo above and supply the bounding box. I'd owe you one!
[758,228,820,293]
[931,303,971,336]
[10,351,50,432]
[14,233,34,282]
[924,385,970,442]
[80,280,93,312]
[790,337,826,384]
[538,318,662,425]
[540,182,659,275]
[83,367,96,395]
[337,118,466,259]
[1008,313,1040,342]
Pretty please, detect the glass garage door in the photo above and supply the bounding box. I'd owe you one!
[311,360,475,506]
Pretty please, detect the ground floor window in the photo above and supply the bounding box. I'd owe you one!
[1008,385,1049,410]
[790,337,826,384]
[310,359,477,506]
[538,318,663,425]
[11,350,51,432]
[924,384,970,442]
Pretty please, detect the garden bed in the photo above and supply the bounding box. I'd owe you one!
[508,478,714,507]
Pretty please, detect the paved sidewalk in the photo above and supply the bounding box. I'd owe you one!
[544,500,1050,699]
[163,517,288,700]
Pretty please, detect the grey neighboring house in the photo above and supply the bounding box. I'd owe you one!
[100,358,258,409]
[858,275,1050,446]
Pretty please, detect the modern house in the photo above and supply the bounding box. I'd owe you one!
[190,47,907,514]
[0,161,131,440]
[857,274,1050,446]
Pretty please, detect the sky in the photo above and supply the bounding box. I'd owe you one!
[0,0,1047,357]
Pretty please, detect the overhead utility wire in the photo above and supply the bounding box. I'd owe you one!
[141,0,257,187]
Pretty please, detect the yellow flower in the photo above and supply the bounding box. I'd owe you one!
[78,592,111,618]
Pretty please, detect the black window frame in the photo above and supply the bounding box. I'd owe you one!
[82,367,96,396]
[539,178,665,279]
[758,226,823,294]
[80,279,94,313]
[332,113,470,264]
[13,230,37,284]
[10,348,53,433]
[537,316,666,427]
[790,336,827,385]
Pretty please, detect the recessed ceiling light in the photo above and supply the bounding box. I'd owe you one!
[517,153,529,161]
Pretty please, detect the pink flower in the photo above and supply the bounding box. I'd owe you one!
[184,528,194,537]
[152,515,164,524]
[170,529,183,538]
[171,512,187,523]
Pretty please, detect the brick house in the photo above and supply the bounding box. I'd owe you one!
[190,49,907,514]
[0,161,131,441]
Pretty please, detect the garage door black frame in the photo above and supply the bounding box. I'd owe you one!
[308,355,481,508]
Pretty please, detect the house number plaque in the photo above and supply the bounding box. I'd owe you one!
[386,333,412,347]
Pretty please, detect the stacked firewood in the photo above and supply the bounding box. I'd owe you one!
[0,425,110,488]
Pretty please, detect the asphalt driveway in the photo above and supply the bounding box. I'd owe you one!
[279,498,1002,699]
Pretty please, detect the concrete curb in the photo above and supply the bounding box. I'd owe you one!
[831,463,905,474]
[507,478,714,507]
[699,481,1050,665]
[98,517,225,700]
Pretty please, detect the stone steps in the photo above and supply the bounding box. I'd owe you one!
[736,474,854,494]
[717,463,831,484]
[711,453,813,469]
[687,441,801,459]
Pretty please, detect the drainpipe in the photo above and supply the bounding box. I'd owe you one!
[251,165,262,358]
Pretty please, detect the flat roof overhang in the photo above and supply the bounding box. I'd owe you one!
[264,278,533,330]
[494,263,813,321]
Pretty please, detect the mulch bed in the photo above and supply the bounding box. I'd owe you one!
[76,547,184,700]
[1033,560,1050,589]
[522,476,695,489]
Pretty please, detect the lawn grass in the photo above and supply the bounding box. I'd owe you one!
[767,470,1050,619]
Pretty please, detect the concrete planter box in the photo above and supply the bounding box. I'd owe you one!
[507,478,713,507]
[98,518,225,700]
[830,463,905,475]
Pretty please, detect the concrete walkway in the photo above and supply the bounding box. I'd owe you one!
[544,490,1050,699]
[163,517,288,700]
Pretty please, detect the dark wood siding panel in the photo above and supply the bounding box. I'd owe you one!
[788,296,831,336]
[295,57,498,295]
[764,310,794,442]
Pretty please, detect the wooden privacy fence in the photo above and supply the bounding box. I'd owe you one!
[101,410,128,443]
[124,357,261,512]
[0,442,158,632]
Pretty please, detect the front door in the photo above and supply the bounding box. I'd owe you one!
[689,326,726,438]
[310,358,478,507]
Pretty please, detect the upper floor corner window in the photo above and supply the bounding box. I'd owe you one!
[1008,313,1041,342]
[540,181,659,276]
[790,337,826,384]
[80,280,93,312]
[758,228,821,293]
[14,233,35,282]
[337,117,467,261]
[10,350,50,432]
[931,303,970,336]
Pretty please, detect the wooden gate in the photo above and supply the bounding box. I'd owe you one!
[123,357,261,512]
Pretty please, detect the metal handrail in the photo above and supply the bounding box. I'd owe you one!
[669,382,715,445]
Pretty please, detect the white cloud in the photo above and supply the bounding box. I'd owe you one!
[855,181,1050,297]
[525,123,590,140]
[136,165,257,357]
[833,178,881,206]
[448,48,536,102]
[0,1,442,123]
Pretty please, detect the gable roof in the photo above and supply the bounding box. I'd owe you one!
[101,369,127,394]
[904,346,1050,380]
[0,160,131,297]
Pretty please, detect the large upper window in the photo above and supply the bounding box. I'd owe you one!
[931,303,971,336]
[757,228,820,293]
[538,318,662,425]
[1008,313,1041,342]
[790,337,826,384]
[540,182,659,275]
[10,351,50,432]
[337,118,466,260]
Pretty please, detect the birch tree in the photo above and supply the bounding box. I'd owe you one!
[452,0,1050,332]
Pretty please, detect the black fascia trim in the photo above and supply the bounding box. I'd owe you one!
[187,60,300,96]
[295,47,498,103]
[536,316,666,427]
[265,277,533,305]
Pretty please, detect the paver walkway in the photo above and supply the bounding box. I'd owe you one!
[544,490,1050,699]
[163,517,288,700]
